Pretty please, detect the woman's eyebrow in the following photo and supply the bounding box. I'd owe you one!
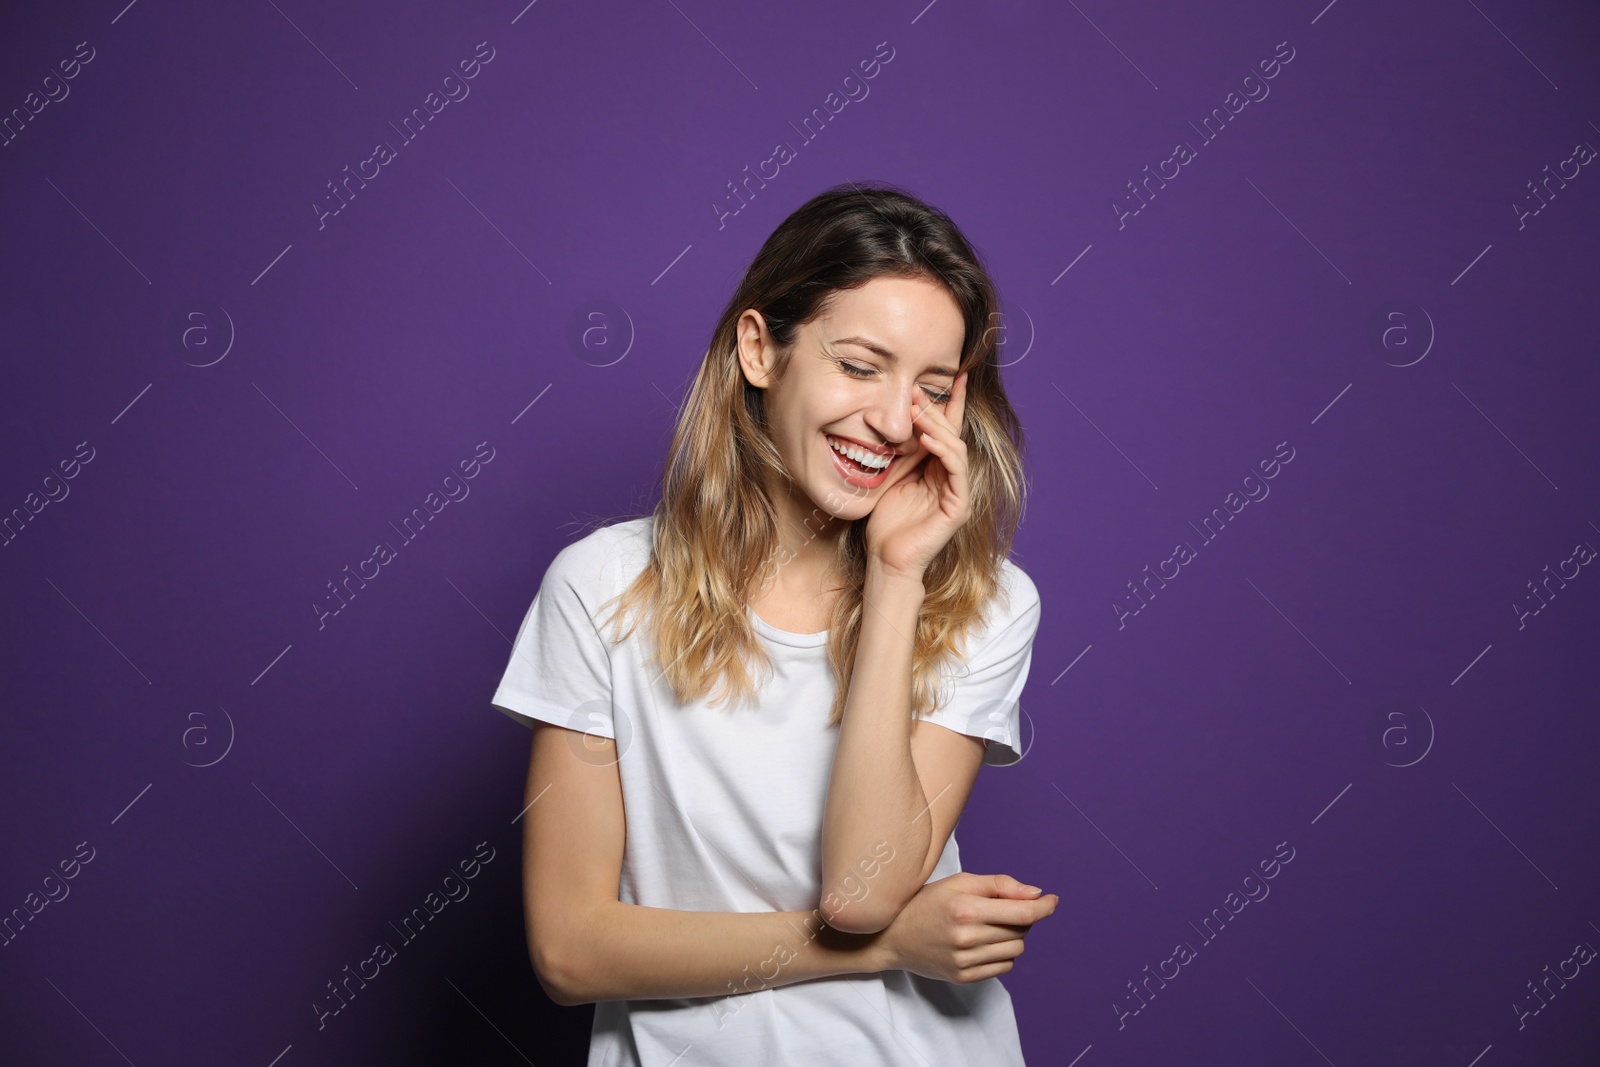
[831,336,958,378]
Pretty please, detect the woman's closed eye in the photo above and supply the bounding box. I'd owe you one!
[837,359,951,404]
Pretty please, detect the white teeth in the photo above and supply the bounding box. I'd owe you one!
[828,435,892,470]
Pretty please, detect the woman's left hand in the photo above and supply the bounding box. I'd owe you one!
[864,371,972,581]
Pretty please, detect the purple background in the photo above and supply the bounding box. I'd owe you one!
[3,0,1598,1063]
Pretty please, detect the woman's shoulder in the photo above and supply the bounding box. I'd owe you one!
[543,514,653,591]
[562,514,652,556]
[996,556,1042,617]
[953,557,1041,656]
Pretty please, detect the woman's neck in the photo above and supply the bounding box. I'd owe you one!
[761,479,851,598]
[770,485,848,579]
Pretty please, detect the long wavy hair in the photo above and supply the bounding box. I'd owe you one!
[598,181,1027,726]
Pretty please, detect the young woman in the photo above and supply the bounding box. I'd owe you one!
[492,183,1058,1065]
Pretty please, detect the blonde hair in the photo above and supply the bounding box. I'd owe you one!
[598,182,1027,727]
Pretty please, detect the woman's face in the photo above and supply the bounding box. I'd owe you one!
[737,274,967,524]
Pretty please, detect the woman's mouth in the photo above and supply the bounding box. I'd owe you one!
[826,434,895,489]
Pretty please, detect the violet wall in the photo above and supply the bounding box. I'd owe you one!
[2,0,1597,1063]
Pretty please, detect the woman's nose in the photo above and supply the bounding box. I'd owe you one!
[865,390,917,447]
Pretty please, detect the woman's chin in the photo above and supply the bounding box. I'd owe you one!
[793,482,868,521]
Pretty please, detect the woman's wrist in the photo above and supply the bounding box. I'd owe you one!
[864,557,927,599]
[812,919,897,975]
[865,928,899,973]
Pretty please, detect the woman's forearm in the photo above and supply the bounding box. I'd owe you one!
[819,564,932,932]
[549,898,893,1006]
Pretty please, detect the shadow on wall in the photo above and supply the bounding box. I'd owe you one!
[304,776,595,1063]
[416,892,593,1065]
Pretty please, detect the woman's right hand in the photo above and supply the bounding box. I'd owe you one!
[875,872,1059,983]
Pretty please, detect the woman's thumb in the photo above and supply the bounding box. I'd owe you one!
[992,873,1043,897]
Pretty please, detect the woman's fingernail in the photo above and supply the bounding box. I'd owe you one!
[1024,884,1041,893]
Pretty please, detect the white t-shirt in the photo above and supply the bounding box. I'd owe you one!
[491,516,1043,1066]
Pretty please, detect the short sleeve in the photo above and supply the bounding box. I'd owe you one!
[920,563,1042,767]
[490,536,617,739]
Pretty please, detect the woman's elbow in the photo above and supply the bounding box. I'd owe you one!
[528,921,589,1007]
[827,912,889,936]
[531,940,584,1007]
[823,896,902,936]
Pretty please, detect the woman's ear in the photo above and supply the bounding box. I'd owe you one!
[735,310,779,390]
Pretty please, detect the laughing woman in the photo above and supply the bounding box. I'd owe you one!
[492,182,1058,1066]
